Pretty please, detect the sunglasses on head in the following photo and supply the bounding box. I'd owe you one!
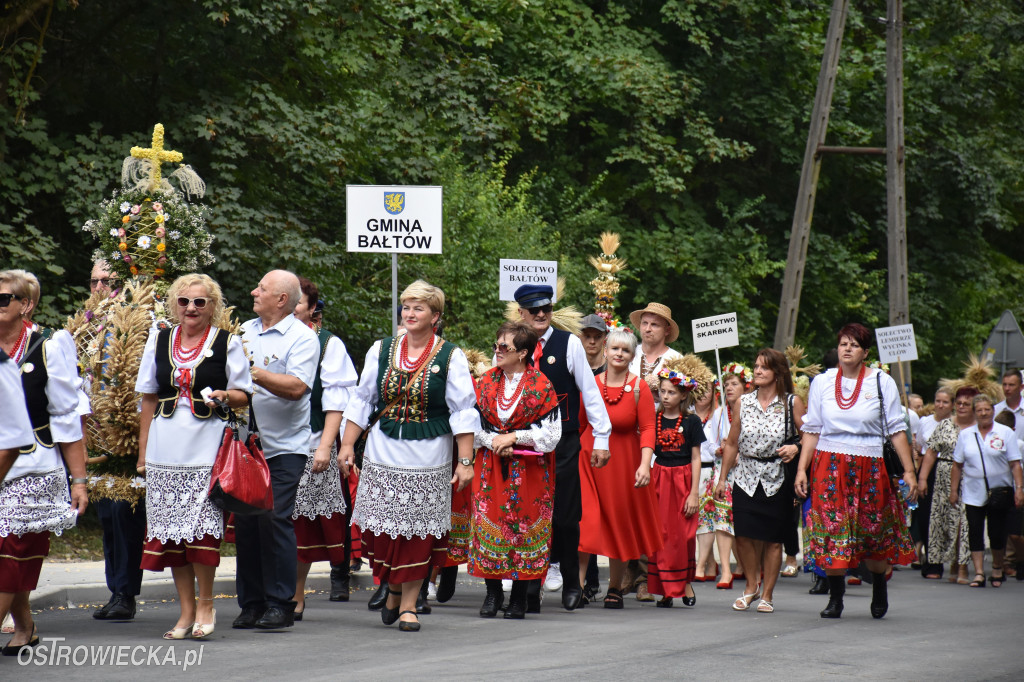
[0,293,23,307]
[493,342,518,354]
[90,277,118,288]
[527,304,553,316]
[177,296,209,309]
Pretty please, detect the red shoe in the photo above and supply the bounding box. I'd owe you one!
[716,577,734,590]
[847,576,862,586]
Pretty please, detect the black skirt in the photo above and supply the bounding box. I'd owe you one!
[732,481,789,544]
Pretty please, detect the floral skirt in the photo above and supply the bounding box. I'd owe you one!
[468,449,553,580]
[446,482,472,567]
[806,450,916,570]
[712,459,735,535]
[927,460,969,565]
[696,463,716,535]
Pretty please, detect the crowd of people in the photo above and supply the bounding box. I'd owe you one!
[2,265,1023,652]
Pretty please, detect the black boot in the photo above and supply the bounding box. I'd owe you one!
[808,574,830,595]
[820,576,845,618]
[416,579,432,615]
[480,579,504,618]
[329,564,350,602]
[436,565,458,603]
[870,572,888,619]
[560,556,582,611]
[526,577,542,613]
[92,594,116,620]
[104,593,136,620]
[505,581,527,619]
[367,581,388,611]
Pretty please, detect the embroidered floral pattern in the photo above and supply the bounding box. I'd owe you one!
[144,462,224,543]
[293,442,347,521]
[0,470,77,537]
[351,461,451,539]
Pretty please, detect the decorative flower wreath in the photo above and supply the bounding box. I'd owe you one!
[657,368,698,392]
[867,359,891,374]
[722,362,753,388]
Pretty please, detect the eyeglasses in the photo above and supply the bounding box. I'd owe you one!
[526,304,553,316]
[954,401,972,407]
[89,278,118,288]
[0,293,23,307]
[493,342,518,354]
[177,297,209,309]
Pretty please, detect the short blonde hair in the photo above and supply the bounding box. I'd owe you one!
[400,279,445,314]
[166,273,225,325]
[606,328,638,356]
[0,269,37,302]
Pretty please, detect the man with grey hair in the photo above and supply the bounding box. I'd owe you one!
[235,270,319,630]
[89,259,120,296]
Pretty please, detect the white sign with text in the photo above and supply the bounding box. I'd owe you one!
[498,259,558,302]
[692,312,739,353]
[875,324,918,363]
[346,185,443,254]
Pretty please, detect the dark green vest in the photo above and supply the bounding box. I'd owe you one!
[375,335,457,441]
[309,326,333,433]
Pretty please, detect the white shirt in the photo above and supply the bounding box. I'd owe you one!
[241,314,319,458]
[994,399,1024,441]
[310,334,359,448]
[629,346,683,381]
[952,422,1022,507]
[705,404,732,461]
[0,353,32,451]
[801,367,906,458]
[539,326,611,450]
[918,414,940,455]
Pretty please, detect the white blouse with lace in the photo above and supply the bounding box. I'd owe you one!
[801,368,906,458]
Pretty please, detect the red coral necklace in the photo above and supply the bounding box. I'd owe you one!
[602,372,628,405]
[835,364,866,410]
[656,414,683,451]
[399,334,434,372]
[497,372,526,411]
[173,325,211,363]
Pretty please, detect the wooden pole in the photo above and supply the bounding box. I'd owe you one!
[774,0,850,350]
[886,0,911,385]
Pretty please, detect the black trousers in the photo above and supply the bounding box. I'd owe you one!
[235,453,305,611]
[95,497,146,597]
[917,467,943,576]
[965,503,1010,553]
[550,429,582,590]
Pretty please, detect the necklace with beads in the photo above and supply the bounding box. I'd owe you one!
[3,323,28,361]
[835,364,866,410]
[497,372,526,411]
[173,325,211,363]
[602,372,628,405]
[656,414,684,451]
[399,334,434,372]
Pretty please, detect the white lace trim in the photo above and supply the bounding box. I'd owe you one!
[817,437,882,459]
[293,443,346,520]
[350,461,450,539]
[0,469,77,537]
[144,462,223,543]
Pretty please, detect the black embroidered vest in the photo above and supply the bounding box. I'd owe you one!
[154,326,230,420]
[537,329,581,431]
[309,326,333,433]
[18,331,53,453]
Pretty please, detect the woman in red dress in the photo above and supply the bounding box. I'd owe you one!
[469,322,561,619]
[579,328,663,609]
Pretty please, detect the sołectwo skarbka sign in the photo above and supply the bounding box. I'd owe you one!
[692,312,739,353]
[346,185,442,254]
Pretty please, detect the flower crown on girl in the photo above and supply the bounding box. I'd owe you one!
[659,354,715,400]
[657,368,698,391]
[721,362,753,389]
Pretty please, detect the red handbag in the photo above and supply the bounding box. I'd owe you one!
[208,410,274,515]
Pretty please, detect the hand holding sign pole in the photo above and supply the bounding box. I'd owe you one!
[876,324,918,408]
[692,312,740,426]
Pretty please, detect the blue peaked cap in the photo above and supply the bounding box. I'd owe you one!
[514,284,554,308]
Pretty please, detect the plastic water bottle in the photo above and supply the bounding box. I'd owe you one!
[898,478,918,511]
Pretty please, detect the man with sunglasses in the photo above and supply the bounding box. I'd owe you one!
[0,349,33,483]
[514,284,611,612]
[89,260,120,297]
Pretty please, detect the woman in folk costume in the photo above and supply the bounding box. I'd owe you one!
[469,322,561,619]
[340,280,479,632]
[291,277,358,616]
[136,274,252,640]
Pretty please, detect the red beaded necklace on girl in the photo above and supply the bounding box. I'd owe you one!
[399,333,435,372]
[496,372,526,411]
[172,325,211,363]
[601,371,628,405]
[656,414,683,451]
[834,363,866,410]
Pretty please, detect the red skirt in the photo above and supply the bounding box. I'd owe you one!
[648,465,698,597]
[0,531,49,592]
[141,534,221,570]
[446,483,472,567]
[362,529,447,584]
[295,513,348,564]
[806,450,916,570]
[348,469,362,560]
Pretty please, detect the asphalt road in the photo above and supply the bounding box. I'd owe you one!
[7,567,1022,681]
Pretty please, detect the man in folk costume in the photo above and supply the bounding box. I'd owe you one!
[514,284,611,611]
[625,302,682,601]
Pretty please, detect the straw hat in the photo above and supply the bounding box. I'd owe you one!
[629,302,679,343]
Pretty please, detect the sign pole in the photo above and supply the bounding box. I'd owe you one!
[895,357,910,408]
[714,346,725,414]
[391,253,399,336]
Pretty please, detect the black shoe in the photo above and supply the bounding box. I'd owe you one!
[232,606,265,629]
[480,580,504,618]
[581,583,600,605]
[1,626,39,657]
[656,597,674,608]
[329,566,350,602]
[398,611,421,632]
[104,593,136,621]
[820,597,844,619]
[526,579,541,613]
[255,606,294,629]
[381,589,401,625]
[437,565,458,603]
[92,595,116,620]
[367,582,388,611]
[504,599,526,619]
[809,574,830,595]
[870,572,888,619]
[561,585,583,611]
[682,589,696,607]
[293,610,303,622]
[820,576,845,618]
[416,580,431,615]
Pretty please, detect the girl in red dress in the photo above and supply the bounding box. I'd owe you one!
[579,329,663,609]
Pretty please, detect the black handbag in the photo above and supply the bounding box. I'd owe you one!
[876,373,903,479]
[782,393,802,498]
[975,433,1015,510]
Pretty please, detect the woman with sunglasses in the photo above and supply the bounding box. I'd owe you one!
[916,387,974,584]
[0,270,89,656]
[468,321,560,619]
[135,274,252,640]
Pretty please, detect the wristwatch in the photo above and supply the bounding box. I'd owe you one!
[457,457,473,466]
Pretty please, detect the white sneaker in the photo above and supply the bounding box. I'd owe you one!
[427,581,437,600]
[502,579,513,592]
[544,563,563,591]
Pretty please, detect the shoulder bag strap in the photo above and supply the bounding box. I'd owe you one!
[877,372,890,442]
[974,432,992,497]
[17,333,46,368]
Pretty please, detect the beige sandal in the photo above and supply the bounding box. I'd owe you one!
[732,585,761,611]
[756,599,775,613]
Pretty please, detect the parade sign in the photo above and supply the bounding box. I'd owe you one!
[346,185,443,254]
[498,259,558,302]
[692,312,739,353]
[876,324,918,363]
